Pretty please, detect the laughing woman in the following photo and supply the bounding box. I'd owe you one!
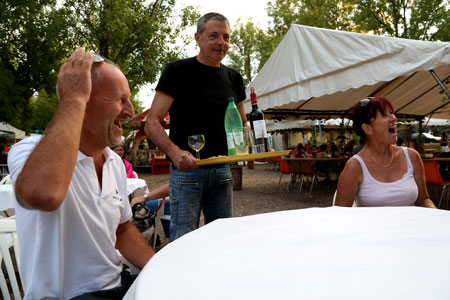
[335,97,436,208]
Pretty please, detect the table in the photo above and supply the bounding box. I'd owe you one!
[0,184,16,211]
[126,178,148,197]
[124,207,450,300]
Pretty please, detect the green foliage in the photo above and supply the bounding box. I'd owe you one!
[0,0,73,132]
[1,0,199,132]
[353,0,449,41]
[228,18,264,86]
[29,89,58,131]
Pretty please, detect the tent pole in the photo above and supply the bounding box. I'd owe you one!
[430,70,450,99]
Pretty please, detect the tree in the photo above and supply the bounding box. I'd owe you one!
[0,0,199,132]
[228,18,265,86]
[259,0,357,69]
[353,0,450,41]
[29,90,58,131]
[0,0,73,132]
[62,0,199,92]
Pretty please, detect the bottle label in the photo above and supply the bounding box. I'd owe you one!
[226,132,235,149]
[253,120,268,139]
[232,130,244,145]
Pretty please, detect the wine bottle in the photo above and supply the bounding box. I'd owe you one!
[224,97,243,156]
[249,87,268,152]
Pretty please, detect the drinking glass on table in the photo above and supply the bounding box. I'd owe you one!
[188,134,205,159]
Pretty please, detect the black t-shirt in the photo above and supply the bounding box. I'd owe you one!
[156,57,246,159]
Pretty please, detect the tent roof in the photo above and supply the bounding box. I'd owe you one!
[244,25,450,121]
[0,122,26,140]
[266,117,450,133]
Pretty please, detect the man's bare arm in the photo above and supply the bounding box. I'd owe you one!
[14,48,93,211]
[236,101,249,129]
[116,221,155,269]
[144,91,197,171]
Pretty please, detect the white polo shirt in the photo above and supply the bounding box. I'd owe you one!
[8,136,132,300]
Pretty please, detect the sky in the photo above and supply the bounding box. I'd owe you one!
[137,0,271,109]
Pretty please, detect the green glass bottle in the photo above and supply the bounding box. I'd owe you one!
[224,97,243,156]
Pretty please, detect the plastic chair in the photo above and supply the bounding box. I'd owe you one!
[0,175,11,185]
[290,160,317,196]
[132,171,139,179]
[278,159,292,191]
[153,197,170,248]
[332,191,357,207]
[0,218,23,300]
[423,161,450,209]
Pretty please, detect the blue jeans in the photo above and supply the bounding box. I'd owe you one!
[169,163,233,241]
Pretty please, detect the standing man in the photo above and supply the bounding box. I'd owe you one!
[145,13,247,241]
[8,48,154,299]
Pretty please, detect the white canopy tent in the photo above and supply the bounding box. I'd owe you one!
[244,25,450,121]
[0,122,26,140]
[266,117,450,132]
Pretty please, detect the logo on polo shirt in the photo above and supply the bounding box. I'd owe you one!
[113,187,122,201]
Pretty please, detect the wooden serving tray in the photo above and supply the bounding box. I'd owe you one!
[195,150,291,166]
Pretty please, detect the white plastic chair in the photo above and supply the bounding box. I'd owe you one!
[0,218,23,300]
[153,197,170,248]
[332,191,357,207]
[132,171,138,179]
[1,175,15,218]
[0,175,11,185]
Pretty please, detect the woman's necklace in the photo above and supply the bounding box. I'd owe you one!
[366,145,394,168]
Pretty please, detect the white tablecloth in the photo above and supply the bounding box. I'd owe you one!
[126,178,148,196]
[124,206,450,300]
[0,184,16,211]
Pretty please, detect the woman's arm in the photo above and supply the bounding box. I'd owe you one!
[335,158,363,207]
[130,183,169,207]
[408,148,436,208]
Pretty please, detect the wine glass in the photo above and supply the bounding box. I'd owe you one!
[188,134,205,159]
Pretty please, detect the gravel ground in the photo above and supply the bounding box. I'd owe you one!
[138,163,337,251]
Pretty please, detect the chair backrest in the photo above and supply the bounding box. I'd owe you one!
[279,159,292,174]
[0,175,11,185]
[423,161,447,186]
[300,160,316,176]
[332,191,357,207]
[0,218,23,300]
[132,171,139,179]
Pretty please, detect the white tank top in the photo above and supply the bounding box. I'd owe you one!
[353,146,418,207]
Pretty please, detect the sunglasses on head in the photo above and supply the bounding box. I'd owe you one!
[359,97,375,107]
[93,53,106,63]
[56,52,107,101]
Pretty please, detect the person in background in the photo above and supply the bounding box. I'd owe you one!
[8,48,155,299]
[291,142,306,158]
[316,144,329,158]
[335,97,435,208]
[342,140,355,157]
[327,141,340,158]
[352,138,365,156]
[111,144,135,178]
[440,131,449,152]
[144,13,247,241]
